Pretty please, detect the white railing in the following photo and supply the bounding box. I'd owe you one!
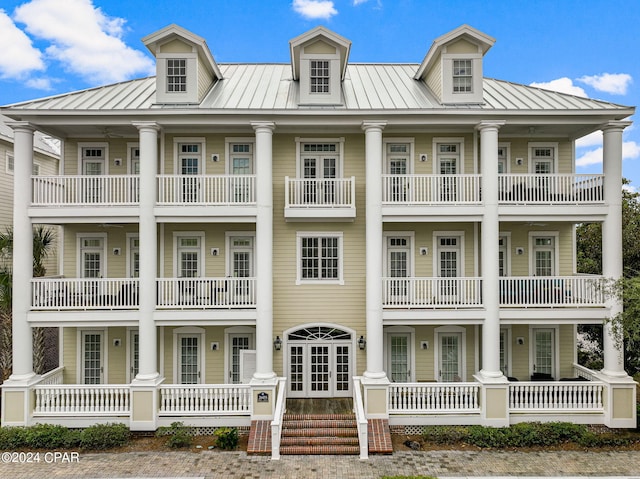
[157,175,256,205]
[382,277,482,308]
[499,276,605,307]
[498,174,604,204]
[32,175,139,206]
[31,278,139,310]
[156,278,256,309]
[572,363,601,382]
[270,377,288,460]
[159,384,252,415]
[389,382,480,414]
[285,177,355,208]
[382,174,481,204]
[33,385,130,415]
[352,377,368,459]
[509,382,604,411]
[38,366,65,386]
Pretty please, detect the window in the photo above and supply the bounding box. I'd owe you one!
[172,327,205,384]
[530,234,558,277]
[78,235,106,278]
[32,163,40,176]
[177,236,201,278]
[310,60,330,93]
[453,59,473,93]
[297,233,343,283]
[167,59,187,92]
[6,153,14,174]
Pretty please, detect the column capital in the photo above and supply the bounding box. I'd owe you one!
[361,121,386,132]
[475,120,505,132]
[601,120,632,133]
[132,121,161,132]
[7,121,37,134]
[251,121,276,132]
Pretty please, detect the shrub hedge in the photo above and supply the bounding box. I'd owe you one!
[0,423,129,450]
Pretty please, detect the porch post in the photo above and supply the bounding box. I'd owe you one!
[1,122,39,427]
[599,120,636,428]
[361,121,389,418]
[130,122,162,431]
[250,121,277,419]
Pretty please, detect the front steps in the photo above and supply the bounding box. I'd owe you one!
[279,413,360,455]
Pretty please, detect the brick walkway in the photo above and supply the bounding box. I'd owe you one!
[1,449,640,478]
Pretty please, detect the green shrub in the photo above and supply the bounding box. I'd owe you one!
[466,425,512,448]
[0,427,27,449]
[422,425,469,444]
[214,427,238,450]
[577,430,635,447]
[80,423,130,450]
[25,424,76,449]
[156,421,192,448]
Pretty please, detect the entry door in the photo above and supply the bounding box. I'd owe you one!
[129,329,139,381]
[438,144,458,202]
[179,144,201,203]
[387,237,410,303]
[437,237,461,300]
[499,329,509,377]
[288,342,351,397]
[302,155,337,204]
[230,144,253,203]
[533,328,555,378]
[532,147,554,200]
[389,334,410,382]
[387,143,409,202]
[229,334,251,384]
[130,146,140,202]
[229,237,254,304]
[179,335,200,384]
[439,333,462,382]
[82,148,105,203]
[81,331,104,384]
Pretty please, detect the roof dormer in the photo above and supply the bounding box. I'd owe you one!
[414,25,495,105]
[142,24,222,105]
[289,27,351,106]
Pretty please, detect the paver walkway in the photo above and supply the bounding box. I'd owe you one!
[1,449,639,478]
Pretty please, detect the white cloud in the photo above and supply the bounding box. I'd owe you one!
[576,131,603,149]
[292,0,338,19]
[529,77,587,97]
[25,77,54,90]
[576,141,640,167]
[623,183,637,193]
[0,9,44,79]
[14,0,154,84]
[577,73,633,95]
[353,0,370,4]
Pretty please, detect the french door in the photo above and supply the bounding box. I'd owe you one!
[81,331,104,384]
[229,334,251,384]
[437,236,461,301]
[82,147,105,203]
[302,156,337,204]
[533,328,555,378]
[438,333,462,382]
[438,144,459,202]
[230,143,253,203]
[387,237,410,303]
[389,334,411,382]
[288,342,351,397]
[178,335,200,384]
[386,142,409,202]
[179,143,201,203]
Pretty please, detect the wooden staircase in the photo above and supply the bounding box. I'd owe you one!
[279,413,360,455]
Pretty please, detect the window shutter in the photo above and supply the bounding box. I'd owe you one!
[240,349,257,383]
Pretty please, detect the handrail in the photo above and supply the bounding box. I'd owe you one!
[270,377,288,460]
[285,176,356,208]
[158,384,252,415]
[157,174,256,205]
[389,382,480,413]
[37,366,65,385]
[352,377,368,459]
[572,363,601,382]
[509,381,604,411]
[33,384,131,415]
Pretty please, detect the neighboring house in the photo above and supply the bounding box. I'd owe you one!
[1,24,636,450]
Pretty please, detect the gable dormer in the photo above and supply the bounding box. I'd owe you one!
[414,25,495,105]
[142,24,222,105]
[290,27,351,106]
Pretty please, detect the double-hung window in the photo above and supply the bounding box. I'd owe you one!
[310,60,330,94]
[167,59,187,92]
[297,233,343,284]
[452,59,473,93]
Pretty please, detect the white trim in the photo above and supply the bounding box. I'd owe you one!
[75,232,108,278]
[432,137,465,174]
[527,142,559,174]
[126,142,140,175]
[441,53,483,104]
[76,328,107,384]
[500,326,513,377]
[223,326,255,384]
[172,231,205,277]
[172,137,206,175]
[5,151,14,174]
[125,327,139,383]
[172,326,206,384]
[382,138,415,174]
[156,52,198,104]
[499,232,512,277]
[382,231,415,278]
[434,325,467,382]
[159,326,165,377]
[224,231,256,277]
[224,137,255,175]
[296,231,344,285]
[529,325,560,380]
[528,231,559,276]
[295,137,345,178]
[432,231,465,277]
[77,142,109,175]
[125,233,139,278]
[498,142,511,174]
[383,325,416,382]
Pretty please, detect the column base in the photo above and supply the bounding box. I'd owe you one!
[477,369,508,383]
[129,375,164,431]
[595,373,637,429]
[1,374,41,427]
[360,374,390,419]
[250,376,279,420]
[474,374,510,427]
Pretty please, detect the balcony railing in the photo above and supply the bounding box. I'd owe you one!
[32,175,139,206]
[159,384,252,415]
[382,277,482,308]
[499,276,605,307]
[389,382,480,414]
[31,278,139,310]
[382,174,481,204]
[33,384,131,415]
[498,174,604,204]
[285,177,355,208]
[157,175,256,205]
[156,277,256,309]
[509,381,604,411]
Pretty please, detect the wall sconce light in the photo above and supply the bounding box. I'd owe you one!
[273,336,282,351]
[515,247,524,255]
[112,248,121,256]
[517,337,525,345]
[420,340,429,350]
[211,153,220,162]
[420,247,428,256]
[358,335,366,350]
[419,153,427,162]
[210,248,219,256]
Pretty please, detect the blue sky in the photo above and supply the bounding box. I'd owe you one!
[1,0,639,187]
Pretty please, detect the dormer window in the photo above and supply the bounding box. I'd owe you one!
[310,60,330,94]
[167,59,187,92]
[452,59,472,93]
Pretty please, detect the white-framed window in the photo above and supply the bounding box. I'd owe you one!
[296,232,343,284]
[296,138,344,178]
[172,326,205,384]
[384,326,416,383]
[167,58,187,92]
[32,162,40,176]
[226,234,255,278]
[452,59,473,93]
[77,329,107,384]
[173,232,205,278]
[5,152,14,174]
[127,143,140,175]
[432,138,464,175]
[310,59,330,94]
[77,143,108,176]
[497,143,510,174]
[126,234,140,278]
[529,232,559,276]
[528,142,558,174]
[529,326,559,380]
[498,233,511,277]
[77,233,107,278]
[499,327,512,377]
[126,328,139,383]
[434,325,467,382]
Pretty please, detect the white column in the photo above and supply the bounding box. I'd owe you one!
[601,120,631,377]
[133,122,160,382]
[252,121,276,380]
[362,121,387,379]
[8,123,35,381]
[477,121,505,380]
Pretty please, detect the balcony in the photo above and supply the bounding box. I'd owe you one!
[382,277,483,309]
[284,177,356,221]
[498,174,603,204]
[156,277,256,309]
[499,276,605,308]
[382,174,481,205]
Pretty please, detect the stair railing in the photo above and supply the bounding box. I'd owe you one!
[270,377,287,460]
[352,376,369,459]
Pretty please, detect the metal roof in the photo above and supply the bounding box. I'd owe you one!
[2,63,632,114]
[0,115,60,157]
